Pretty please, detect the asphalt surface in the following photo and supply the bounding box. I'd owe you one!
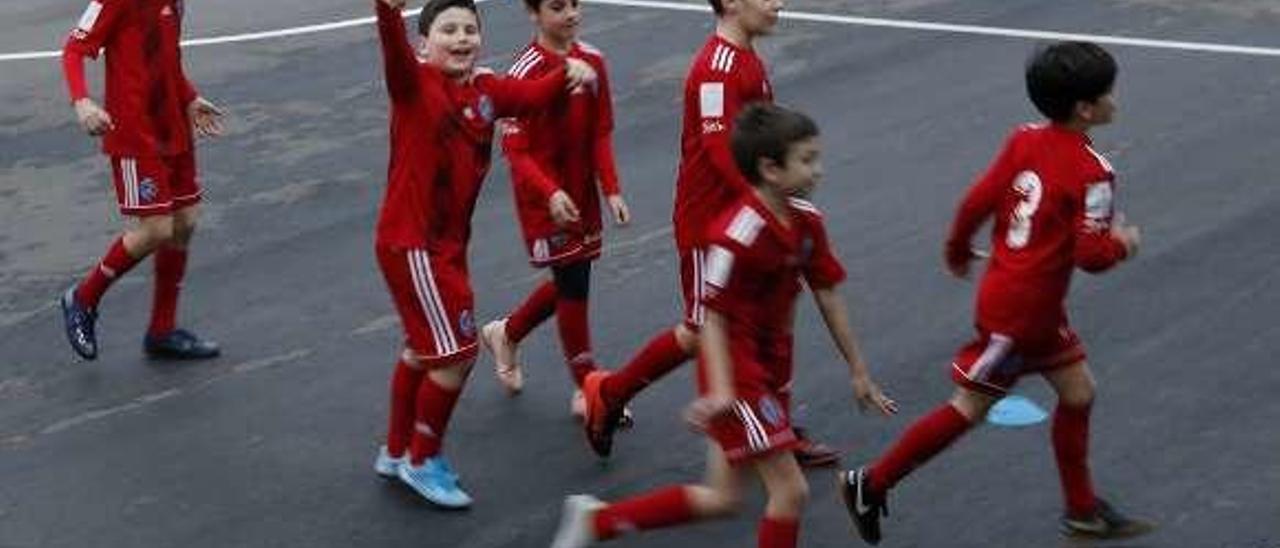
[2,1,1280,547]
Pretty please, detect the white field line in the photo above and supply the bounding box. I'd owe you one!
[4,0,1280,62]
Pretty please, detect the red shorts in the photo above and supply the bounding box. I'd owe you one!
[376,246,479,367]
[110,152,201,217]
[950,326,1087,396]
[678,247,706,330]
[526,230,602,268]
[706,389,800,465]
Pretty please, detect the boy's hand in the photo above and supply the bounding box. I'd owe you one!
[564,58,597,91]
[378,0,407,8]
[549,190,581,226]
[944,242,974,279]
[684,395,734,432]
[606,194,631,226]
[852,373,897,416]
[74,98,114,136]
[188,97,226,138]
[1112,214,1141,258]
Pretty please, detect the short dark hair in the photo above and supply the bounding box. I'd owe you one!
[419,0,479,36]
[708,0,724,16]
[1025,41,1117,122]
[731,103,820,185]
[523,0,543,11]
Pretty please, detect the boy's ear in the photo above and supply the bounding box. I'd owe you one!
[756,156,780,184]
[1074,100,1096,124]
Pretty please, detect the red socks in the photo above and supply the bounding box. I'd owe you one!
[601,329,690,405]
[757,517,799,548]
[76,236,141,308]
[147,245,187,336]
[869,403,972,493]
[555,296,596,386]
[385,359,425,457]
[593,486,695,540]
[1053,402,1097,517]
[409,374,462,464]
[506,281,557,343]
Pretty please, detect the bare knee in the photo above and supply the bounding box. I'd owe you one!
[674,324,700,354]
[949,388,997,422]
[767,478,809,516]
[1047,363,1096,408]
[686,484,741,518]
[124,216,175,254]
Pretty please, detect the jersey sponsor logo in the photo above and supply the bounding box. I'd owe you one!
[1084,182,1113,220]
[76,1,104,33]
[699,82,725,119]
[701,120,726,134]
[703,245,734,289]
[757,395,785,428]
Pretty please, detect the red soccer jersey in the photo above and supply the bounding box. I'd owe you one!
[700,194,847,393]
[501,40,620,242]
[62,0,197,157]
[374,2,567,261]
[946,123,1129,343]
[673,34,774,250]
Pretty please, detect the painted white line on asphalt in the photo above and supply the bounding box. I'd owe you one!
[587,0,1280,57]
[4,0,1279,62]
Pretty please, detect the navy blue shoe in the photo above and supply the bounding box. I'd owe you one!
[60,286,98,360]
[144,328,220,360]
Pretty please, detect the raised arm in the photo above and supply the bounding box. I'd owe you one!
[945,130,1022,277]
[375,0,420,104]
[479,63,569,118]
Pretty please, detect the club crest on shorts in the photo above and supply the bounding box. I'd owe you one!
[138,178,158,204]
[457,309,476,339]
[757,395,785,428]
[476,95,494,123]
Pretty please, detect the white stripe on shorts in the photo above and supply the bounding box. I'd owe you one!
[734,400,769,452]
[407,250,459,355]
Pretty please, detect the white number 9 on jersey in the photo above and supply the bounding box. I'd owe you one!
[1006,170,1043,250]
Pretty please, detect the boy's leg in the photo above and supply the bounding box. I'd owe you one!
[1043,361,1098,517]
[753,451,807,548]
[552,261,597,387]
[408,358,473,464]
[483,278,555,395]
[869,388,990,493]
[147,204,197,338]
[384,350,426,458]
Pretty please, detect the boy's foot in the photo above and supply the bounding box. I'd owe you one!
[550,494,604,548]
[837,467,888,545]
[794,427,841,467]
[398,456,472,509]
[481,319,523,395]
[1060,498,1154,539]
[60,286,99,360]
[581,371,626,457]
[144,328,220,360]
[373,445,403,478]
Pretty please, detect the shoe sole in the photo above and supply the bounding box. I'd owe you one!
[837,469,882,545]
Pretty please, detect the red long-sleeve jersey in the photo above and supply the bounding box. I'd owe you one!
[61,0,197,157]
[673,34,773,250]
[946,123,1129,342]
[374,2,566,264]
[501,40,620,243]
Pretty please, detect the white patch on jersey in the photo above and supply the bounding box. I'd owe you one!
[700,82,725,119]
[726,207,765,246]
[1084,182,1113,221]
[77,1,104,32]
[704,245,735,289]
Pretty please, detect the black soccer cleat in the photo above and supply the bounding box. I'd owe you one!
[60,286,99,360]
[144,328,221,360]
[1060,498,1154,539]
[838,467,888,545]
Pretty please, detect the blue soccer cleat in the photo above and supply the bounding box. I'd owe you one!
[60,286,99,360]
[144,328,220,360]
[397,456,472,509]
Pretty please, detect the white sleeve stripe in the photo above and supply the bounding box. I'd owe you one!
[1084,144,1115,174]
[723,50,736,73]
[509,51,542,78]
[507,50,534,75]
[77,1,103,32]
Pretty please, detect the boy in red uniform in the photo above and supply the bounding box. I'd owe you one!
[550,103,896,548]
[368,0,596,508]
[578,0,839,466]
[59,0,226,361]
[481,0,635,421]
[838,41,1153,542]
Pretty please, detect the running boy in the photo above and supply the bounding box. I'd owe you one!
[368,0,596,508]
[550,103,896,548]
[837,41,1152,543]
[481,0,635,421]
[59,0,227,361]
[578,0,841,466]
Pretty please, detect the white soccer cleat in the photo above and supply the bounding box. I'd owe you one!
[550,494,604,548]
[373,445,403,478]
[482,319,524,395]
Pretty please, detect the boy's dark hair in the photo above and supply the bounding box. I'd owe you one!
[419,0,479,36]
[708,0,724,16]
[1025,41,1117,122]
[731,103,820,186]
[523,0,544,11]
